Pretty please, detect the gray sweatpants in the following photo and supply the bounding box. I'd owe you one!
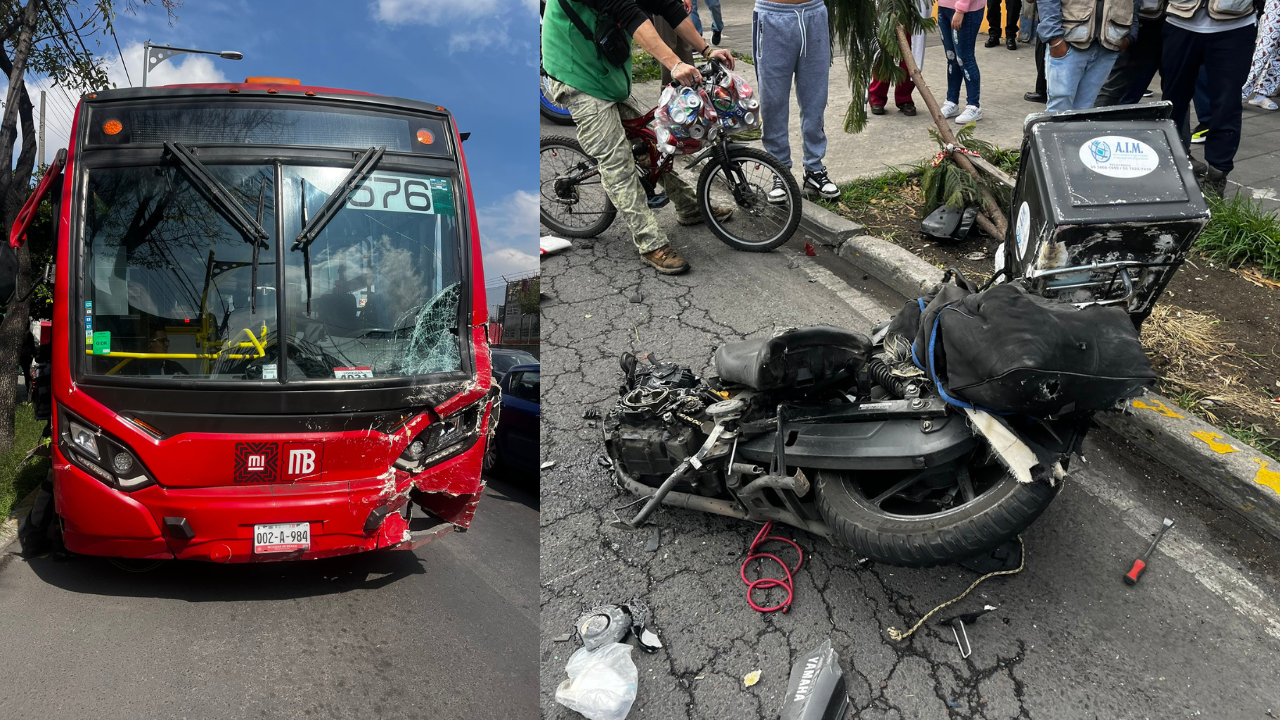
[752,0,831,173]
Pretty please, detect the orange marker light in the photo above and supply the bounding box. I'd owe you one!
[102,119,123,135]
[416,128,434,145]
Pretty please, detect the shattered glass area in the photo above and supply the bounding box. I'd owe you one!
[397,282,461,375]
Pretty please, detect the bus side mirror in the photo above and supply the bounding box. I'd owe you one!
[0,244,17,304]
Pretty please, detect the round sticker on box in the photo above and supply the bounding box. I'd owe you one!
[1078,136,1159,178]
[1015,201,1030,257]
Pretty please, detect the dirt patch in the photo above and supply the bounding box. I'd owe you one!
[825,176,1280,451]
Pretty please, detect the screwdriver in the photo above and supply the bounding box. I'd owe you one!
[1125,517,1174,585]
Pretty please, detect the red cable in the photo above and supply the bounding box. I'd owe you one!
[740,521,804,613]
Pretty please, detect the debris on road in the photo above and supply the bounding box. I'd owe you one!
[1125,517,1175,585]
[554,643,638,720]
[644,527,661,553]
[553,633,574,643]
[630,292,643,303]
[743,669,761,688]
[540,235,573,258]
[541,461,556,470]
[741,521,804,613]
[804,242,816,256]
[573,601,664,655]
[781,639,851,720]
[937,605,997,659]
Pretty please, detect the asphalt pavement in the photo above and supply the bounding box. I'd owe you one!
[539,108,1280,718]
[0,473,539,720]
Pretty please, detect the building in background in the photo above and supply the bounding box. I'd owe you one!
[487,272,539,356]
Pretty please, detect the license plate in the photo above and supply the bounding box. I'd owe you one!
[253,522,311,554]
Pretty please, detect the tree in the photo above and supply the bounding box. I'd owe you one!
[0,0,179,455]
[828,0,1009,237]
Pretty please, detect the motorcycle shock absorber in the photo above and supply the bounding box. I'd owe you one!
[867,357,906,398]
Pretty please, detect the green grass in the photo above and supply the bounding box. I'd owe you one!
[1196,193,1280,280]
[818,166,917,212]
[730,50,753,66]
[0,404,50,522]
[632,49,662,83]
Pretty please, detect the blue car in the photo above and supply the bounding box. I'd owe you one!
[487,363,539,476]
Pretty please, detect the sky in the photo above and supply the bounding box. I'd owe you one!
[17,0,539,288]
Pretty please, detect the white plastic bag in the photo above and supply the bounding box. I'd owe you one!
[554,643,638,720]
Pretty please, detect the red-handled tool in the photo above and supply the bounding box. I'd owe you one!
[1125,517,1174,585]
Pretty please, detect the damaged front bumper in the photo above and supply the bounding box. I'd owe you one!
[53,402,494,563]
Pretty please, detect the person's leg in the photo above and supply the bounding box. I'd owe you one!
[1193,65,1212,124]
[1161,23,1206,151]
[1096,40,1138,107]
[1118,18,1163,104]
[1046,45,1089,113]
[548,81,668,255]
[1005,0,1022,41]
[754,4,801,169]
[869,75,890,108]
[795,1,832,173]
[689,0,703,35]
[1244,0,1280,97]
[955,8,983,107]
[895,60,916,106]
[706,0,724,33]
[1035,38,1048,95]
[1073,45,1120,109]
[1202,24,1257,174]
[937,7,963,105]
[986,0,1004,42]
[655,17,697,87]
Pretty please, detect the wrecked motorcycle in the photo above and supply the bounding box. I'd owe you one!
[601,104,1209,566]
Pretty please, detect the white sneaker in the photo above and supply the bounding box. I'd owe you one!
[955,105,982,124]
[940,100,959,118]
[1249,93,1278,110]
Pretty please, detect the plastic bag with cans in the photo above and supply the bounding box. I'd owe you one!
[709,70,760,132]
[653,85,717,155]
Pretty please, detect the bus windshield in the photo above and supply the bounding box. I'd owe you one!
[81,163,464,382]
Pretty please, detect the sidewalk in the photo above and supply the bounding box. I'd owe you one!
[707,0,1280,209]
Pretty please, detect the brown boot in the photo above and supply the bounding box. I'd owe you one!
[676,204,734,226]
[641,245,690,274]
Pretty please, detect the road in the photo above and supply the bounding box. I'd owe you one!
[0,473,539,720]
[538,109,1280,717]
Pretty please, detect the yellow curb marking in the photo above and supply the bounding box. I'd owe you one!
[1132,398,1185,419]
[1190,430,1239,454]
[1253,459,1280,497]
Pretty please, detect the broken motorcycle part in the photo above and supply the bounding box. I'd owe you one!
[740,520,804,613]
[576,605,632,651]
[938,605,997,659]
[781,639,851,720]
[1125,517,1174,585]
[920,203,978,242]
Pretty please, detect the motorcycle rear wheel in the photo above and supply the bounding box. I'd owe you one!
[814,456,1060,567]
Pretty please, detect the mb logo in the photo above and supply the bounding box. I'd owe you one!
[288,449,316,475]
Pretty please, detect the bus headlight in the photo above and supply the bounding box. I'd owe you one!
[59,409,157,492]
[393,392,493,474]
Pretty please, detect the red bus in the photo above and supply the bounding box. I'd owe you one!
[6,77,496,562]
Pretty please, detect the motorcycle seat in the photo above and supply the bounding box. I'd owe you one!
[714,325,872,391]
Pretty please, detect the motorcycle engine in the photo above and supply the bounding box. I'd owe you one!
[602,354,723,497]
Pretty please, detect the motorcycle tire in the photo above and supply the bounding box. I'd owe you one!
[696,145,802,253]
[813,467,1060,568]
[539,135,617,239]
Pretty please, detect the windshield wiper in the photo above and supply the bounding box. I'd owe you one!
[164,141,270,253]
[291,145,385,314]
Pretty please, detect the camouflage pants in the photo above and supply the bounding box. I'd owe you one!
[545,79,698,255]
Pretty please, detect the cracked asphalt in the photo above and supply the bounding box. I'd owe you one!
[0,474,538,720]
[538,117,1280,718]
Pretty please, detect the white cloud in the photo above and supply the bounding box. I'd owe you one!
[371,0,537,53]
[479,190,538,284]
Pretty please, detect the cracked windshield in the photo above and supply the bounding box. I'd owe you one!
[281,166,462,380]
[83,164,277,380]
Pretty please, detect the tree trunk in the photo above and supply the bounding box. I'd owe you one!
[0,0,43,456]
[894,24,1008,239]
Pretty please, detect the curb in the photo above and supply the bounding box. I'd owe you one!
[0,484,40,555]
[798,198,1280,543]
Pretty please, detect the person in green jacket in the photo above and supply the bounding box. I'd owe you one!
[542,0,736,274]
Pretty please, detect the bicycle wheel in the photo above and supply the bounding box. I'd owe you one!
[540,135,617,239]
[696,146,802,252]
[540,76,575,125]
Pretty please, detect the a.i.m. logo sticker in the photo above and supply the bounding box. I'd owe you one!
[1078,136,1159,179]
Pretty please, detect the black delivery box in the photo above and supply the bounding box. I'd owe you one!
[1003,103,1209,323]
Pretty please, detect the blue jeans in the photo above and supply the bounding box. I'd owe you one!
[937,7,982,107]
[1046,43,1120,112]
[691,0,724,34]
